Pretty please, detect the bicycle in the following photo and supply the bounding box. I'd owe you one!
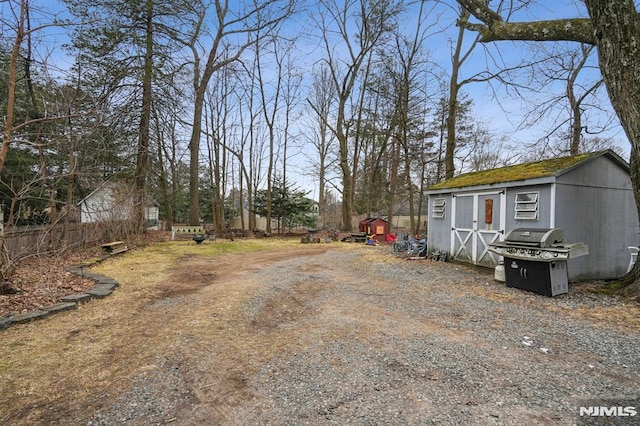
[406,235,427,258]
[392,234,427,258]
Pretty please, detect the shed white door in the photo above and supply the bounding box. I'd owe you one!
[450,191,505,267]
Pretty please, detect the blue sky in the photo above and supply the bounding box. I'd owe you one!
[427,1,627,154]
[7,0,632,198]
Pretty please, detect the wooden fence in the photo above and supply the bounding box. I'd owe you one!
[3,220,136,260]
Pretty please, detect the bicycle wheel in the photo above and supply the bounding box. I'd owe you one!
[392,242,402,255]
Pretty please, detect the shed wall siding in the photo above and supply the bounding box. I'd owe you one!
[426,152,638,280]
[504,185,553,230]
[81,191,121,223]
[80,187,132,223]
[555,155,637,279]
[557,155,631,189]
[427,181,637,279]
[555,183,637,279]
[427,194,452,254]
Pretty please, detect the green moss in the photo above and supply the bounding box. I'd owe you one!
[597,280,627,295]
[428,152,598,191]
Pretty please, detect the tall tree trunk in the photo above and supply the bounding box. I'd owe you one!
[189,90,203,225]
[435,98,447,183]
[156,129,173,230]
[64,114,76,246]
[387,138,400,232]
[0,0,24,176]
[338,118,354,231]
[135,0,153,234]
[569,94,582,155]
[0,0,26,283]
[445,9,468,180]
[402,138,416,233]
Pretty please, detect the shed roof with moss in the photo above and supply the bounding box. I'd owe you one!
[427,150,626,191]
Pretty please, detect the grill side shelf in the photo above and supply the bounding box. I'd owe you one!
[488,242,588,262]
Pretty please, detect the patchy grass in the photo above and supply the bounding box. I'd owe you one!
[0,237,638,425]
[0,234,307,317]
[0,237,333,424]
[142,237,304,257]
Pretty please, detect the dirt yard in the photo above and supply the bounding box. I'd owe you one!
[1,239,639,425]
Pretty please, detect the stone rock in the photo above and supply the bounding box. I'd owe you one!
[9,310,49,324]
[94,278,119,287]
[60,293,91,303]
[43,302,77,313]
[93,283,117,291]
[87,286,113,298]
[0,317,10,330]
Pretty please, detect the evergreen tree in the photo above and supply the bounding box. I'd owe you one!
[252,177,315,233]
[64,0,196,230]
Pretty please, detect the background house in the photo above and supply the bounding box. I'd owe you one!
[425,150,638,280]
[79,181,159,227]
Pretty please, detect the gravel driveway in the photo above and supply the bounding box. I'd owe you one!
[82,244,640,425]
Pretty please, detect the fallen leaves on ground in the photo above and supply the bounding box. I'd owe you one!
[0,231,170,317]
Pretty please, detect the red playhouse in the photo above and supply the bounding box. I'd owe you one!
[358,218,388,244]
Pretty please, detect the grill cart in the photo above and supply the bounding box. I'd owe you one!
[488,228,588,296]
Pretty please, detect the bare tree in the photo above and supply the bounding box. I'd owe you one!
[134,0,154,234]
[519,43,607,156]
[0,0,98,283]
[184,0,295,226]
[456,0,640,291]
[255,34,285,234]
[314,0,401,231]
[1,0,76,175]
[443,3,525,179]
[202,56,267,234]
[444,6,476,179]
[278,39,303,195]
[387,0,434,233]
[456,122,512,172]
[306,64,337,227]
[204,64,234,233]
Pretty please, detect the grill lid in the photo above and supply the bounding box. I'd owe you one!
[504,228,564,248]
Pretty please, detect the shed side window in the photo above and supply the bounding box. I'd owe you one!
[432,198,446,219]
[514,192,538,220]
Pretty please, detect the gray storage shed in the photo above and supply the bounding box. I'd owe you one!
[425,150,638,280]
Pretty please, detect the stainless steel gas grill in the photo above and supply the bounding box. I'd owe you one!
[488,228,589,296]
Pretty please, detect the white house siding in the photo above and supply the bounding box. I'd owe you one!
[80,188,131,223]
[79,182,157,226]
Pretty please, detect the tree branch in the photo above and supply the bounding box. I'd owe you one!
[456,0,596,45]
[462,19,597,44]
